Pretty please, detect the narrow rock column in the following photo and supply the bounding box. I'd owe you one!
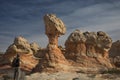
[47,34,59,47]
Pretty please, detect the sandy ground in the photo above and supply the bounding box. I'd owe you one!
[0,65,120,80]
[25,72,120,80]
[0,69,120,80]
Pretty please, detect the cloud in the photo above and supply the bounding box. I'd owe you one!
[0,0,120,52]
[60,1,120,40]
[56,1,120,48]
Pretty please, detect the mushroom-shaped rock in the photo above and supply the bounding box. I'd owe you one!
[36,14,69,72]
[44,14,66,46]
[44,14,66,35]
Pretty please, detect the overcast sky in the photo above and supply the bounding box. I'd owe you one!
[0,0,120,52]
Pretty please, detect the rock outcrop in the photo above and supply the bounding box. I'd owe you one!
[35,14,68,72]
[65,30,113,70]
[109,40,120,57]
[30,42,41,54]
[109,40,120,67]
[4,36,32,60]
[3,36,39,72]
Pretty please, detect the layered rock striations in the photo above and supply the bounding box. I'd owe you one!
[65,30,113,70]
[3,36,39,71]
[4,36,32,60]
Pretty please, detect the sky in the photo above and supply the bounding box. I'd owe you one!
[0,0,120,52]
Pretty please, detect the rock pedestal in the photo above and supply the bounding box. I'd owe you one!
[37,14,69,72]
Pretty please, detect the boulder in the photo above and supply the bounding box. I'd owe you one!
[44,14,66,35]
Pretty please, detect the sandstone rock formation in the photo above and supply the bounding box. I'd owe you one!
[35,14,68,72]
[0,14,116,74]
[109,40,120,67]
[30,42,41,54]
[65,29,113,70]
[109,40,120,57]
[4,36,32,60]
[3,36,39,72]
[44,14,66,46]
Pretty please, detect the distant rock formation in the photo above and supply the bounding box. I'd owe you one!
[109,40,120,67]
[35,14,69,72]
[65,30,113,70]
[3,36,39,71]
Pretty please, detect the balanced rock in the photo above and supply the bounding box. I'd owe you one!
[36,14,68,72]
[44,14,66,46]
[44,14,66,35]
[65,30,113,70]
